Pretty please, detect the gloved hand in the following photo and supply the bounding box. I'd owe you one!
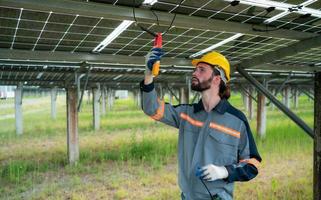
[145,47,164,72]
[196,164,228,181]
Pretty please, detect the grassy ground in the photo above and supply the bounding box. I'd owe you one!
[0,92,314,200]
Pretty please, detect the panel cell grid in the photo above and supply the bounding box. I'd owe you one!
[0,0,320,82]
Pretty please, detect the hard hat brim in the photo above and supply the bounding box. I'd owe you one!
[191,59,202,67]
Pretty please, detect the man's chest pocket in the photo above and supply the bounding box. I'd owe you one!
[205,123,240,164]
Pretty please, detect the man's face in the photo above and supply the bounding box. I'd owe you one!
[191,63,215,92]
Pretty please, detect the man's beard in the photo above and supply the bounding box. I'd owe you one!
[191,76,213,92]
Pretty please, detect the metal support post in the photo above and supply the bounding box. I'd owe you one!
[179,87,189,104]
[92,84,101,131]
[293,88,299,109]
[242,90,249,112]
[101,86,106,116]
[186,76,191,103]
[111,89,115,108]
[107,88,112,111]
[15,82,23,135]
[284,86,291,108]
[137,89,141,108]
[87,90,91,104]
[248,87,254,120]
[257,92,266,138]
[133,90,137,107]
[66,87,79,165]
[166,85,179,102]
[51,86,58,120]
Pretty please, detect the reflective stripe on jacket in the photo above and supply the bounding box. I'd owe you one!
[140,81,262,200]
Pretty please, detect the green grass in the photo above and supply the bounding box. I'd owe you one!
[0,92,314,199]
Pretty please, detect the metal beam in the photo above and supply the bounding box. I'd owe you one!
[0,60,196,74]
[0,68,188,77]
[0,78,66,83]
[238,34,321,69]
[0,78,187,87]
[0,67,314,81]
[0,0,316,40]
[237,66,314,138]
[252,63,320,72]
[0,82,64,88]
[1,49,318,75]
[0,48,191,67]
[0,79,313,89]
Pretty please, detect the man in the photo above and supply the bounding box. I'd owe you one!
[140,48,261,200]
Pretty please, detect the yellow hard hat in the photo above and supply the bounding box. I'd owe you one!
[191,51,230,82]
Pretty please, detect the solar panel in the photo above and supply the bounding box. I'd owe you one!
[0,0,320,88]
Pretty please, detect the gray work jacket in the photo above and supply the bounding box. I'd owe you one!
[140,81,261,200]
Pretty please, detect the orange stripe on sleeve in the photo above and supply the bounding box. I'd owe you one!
[209,122,240,138]
[180,113,204,127]
[239,158,260,169]
[150,99,165,120]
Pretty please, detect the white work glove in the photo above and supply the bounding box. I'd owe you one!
[196,164,228,181]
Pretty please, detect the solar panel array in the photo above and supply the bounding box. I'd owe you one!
[153,0,321,33]
[0,0,320,88]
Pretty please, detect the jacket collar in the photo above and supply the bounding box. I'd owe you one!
[193,98,229,114]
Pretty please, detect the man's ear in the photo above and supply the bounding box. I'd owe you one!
[212,75,221,85]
